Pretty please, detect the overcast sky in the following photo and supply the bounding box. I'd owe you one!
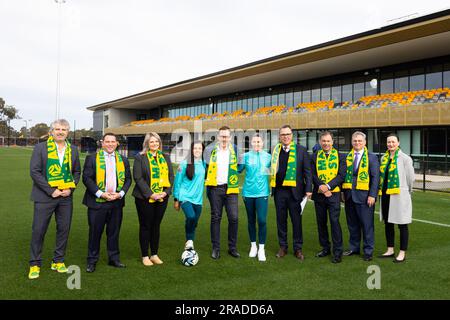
[1,0,449,131]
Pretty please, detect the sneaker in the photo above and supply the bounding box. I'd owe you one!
[51,261,68,273]
[28,266,40,279]
[249,245,258,258]
[185,240,194,250]
[258,248,266,262]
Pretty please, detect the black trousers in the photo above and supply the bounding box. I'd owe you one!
[135,197,168,257]
[206,185,238,251]
[30,197,73,267]
[87,203,123,264]
[381,194,409,251]
[274,188,303,252]
[314,198,343,257]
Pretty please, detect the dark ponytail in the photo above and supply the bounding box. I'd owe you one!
[186,141,204,180]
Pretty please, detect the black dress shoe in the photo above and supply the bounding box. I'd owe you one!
[211,249,220,259]
[377,253,395,258]
[363,255,373,261]
[343,250,360,256]
[275,248,287,258]
[228,249,240,258]
[332,256,342,264]
[86,264,96,273]
[108,261,126,268]
[315,250,330,258]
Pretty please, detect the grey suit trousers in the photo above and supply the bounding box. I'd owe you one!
[29,197,73,267]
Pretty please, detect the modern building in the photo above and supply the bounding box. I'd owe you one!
[87,9,450,175]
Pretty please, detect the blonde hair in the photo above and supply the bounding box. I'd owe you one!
[140,132,162,154]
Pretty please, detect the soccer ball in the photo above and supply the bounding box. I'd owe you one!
[181,249,199,266]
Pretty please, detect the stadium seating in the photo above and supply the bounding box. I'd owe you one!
[127,88,450,126]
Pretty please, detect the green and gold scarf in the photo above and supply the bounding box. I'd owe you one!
[147,150,171,203]
[342,147,369,191]
[46,136,76,190]
[95,151,126,202]
[270,142,297,187]
[378,148,400,195]
[316,148,340,192]
[205,144,239,194]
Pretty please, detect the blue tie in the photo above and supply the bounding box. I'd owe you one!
[353,152,360,174]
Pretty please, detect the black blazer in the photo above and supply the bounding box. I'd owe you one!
[271,144,312,201]
[132,152,174,200]
[30,141,81,202]
[343,152,380,204]
[311,151,347,203]
[82,152,132,209]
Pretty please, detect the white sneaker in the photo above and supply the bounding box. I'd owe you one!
[258,248,266,262]
[249,243,257,258]
[185,240,194,250]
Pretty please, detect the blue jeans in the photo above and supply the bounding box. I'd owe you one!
[243,196,268,244]
[181,201,202,241]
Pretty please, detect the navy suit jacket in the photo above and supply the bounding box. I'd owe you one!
[343,151,380,204]
[311,151,347,204]
[82,152,132,209]
[271,144,312,201]
[30,141,81,202]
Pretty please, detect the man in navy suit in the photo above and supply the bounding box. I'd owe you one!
[342,131,380,261]
[272,125,312,260]
[311,131,346,263]
[82,133,132,272]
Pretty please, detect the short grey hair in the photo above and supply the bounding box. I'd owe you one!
[50,119,70,132]
[140,132,162,154]
[352,131,366,140]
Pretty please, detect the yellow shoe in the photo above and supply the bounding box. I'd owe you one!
[51,261,68,273]
[28,266,40,279]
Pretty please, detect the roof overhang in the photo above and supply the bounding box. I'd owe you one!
[88,10,450,112]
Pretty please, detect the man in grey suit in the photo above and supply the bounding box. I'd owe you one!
[28,119,81,280]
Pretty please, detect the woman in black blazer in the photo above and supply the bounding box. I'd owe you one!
[132,132,174,266]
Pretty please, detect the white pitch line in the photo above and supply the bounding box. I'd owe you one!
[333,202,450,228]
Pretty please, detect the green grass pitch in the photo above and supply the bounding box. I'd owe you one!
[1,147,450,299]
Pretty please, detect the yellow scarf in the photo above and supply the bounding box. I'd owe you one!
[316,148,340,192]
[270,142,297,187]
[95,151,126,203]
[342,147,369,191]
[205,144,239,194]
[46,136,76,190]
[147,150,171,203]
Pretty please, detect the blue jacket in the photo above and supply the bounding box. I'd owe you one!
[173,159,206,205]
[238,150,271,198]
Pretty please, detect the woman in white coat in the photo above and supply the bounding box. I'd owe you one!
[378,133,415,263]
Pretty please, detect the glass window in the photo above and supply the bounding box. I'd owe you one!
[252,95,259,111]
[342,79,352,102]
[302,85,311,103]
[247,96,253,111]
[398,130,411,154]
[293,87,302,106]
[444,63,450,88]
[365,77,377,96]
[264,93,272,106]
[321,82,331,101]
[426,64,442,89]
[353,77,365,100]
[226,98,232,113]
[270,92,278,106]
[258,94,265,108]
[311,83,320,102]
[331,80,341,103]
[278,91,286,106]
[380,72,394,94]
[412,130,421,156]
[409,67,425,91]
[394,70,408,93]
[285,88,294,107]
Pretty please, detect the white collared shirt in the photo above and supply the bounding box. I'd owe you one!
[95,151,125,199]
[216,147,230,185]
[57,143,66,166]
